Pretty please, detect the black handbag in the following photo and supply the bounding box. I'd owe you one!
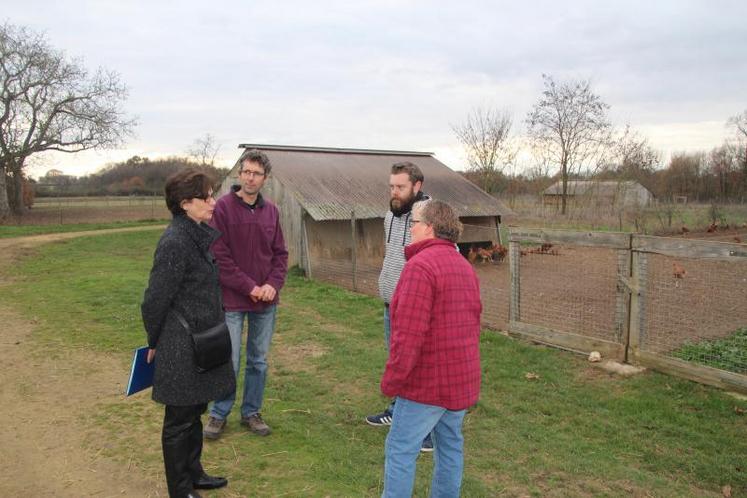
[173,310,231,373]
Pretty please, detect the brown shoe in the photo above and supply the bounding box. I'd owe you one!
[203,416,226,440]
[240,413,271,436]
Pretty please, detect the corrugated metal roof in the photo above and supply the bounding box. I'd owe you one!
[223,144,512,221]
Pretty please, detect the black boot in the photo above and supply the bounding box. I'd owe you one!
[187,405,227,489]
[163,404,203,498]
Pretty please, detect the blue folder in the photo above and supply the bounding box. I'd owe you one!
[126,346,155,396]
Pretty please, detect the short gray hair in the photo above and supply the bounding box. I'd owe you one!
[413,199,462,243]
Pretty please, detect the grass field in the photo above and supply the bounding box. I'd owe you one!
[3,230,747,497]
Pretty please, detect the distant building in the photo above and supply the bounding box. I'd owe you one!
[542,180,654,208]
[45,169,65,177]
[217,144,512,292]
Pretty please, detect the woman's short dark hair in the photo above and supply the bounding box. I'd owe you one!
[164,168,215,216]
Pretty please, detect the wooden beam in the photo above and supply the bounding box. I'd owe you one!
[632,351,747,394]
[302,213,312,279]
[351,210,357,292]
[633,235,747,260]
[509,320,626,360]
[509,227,630,249]
[509,241,521,322]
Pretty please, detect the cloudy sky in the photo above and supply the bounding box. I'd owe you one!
[6,0,747,177]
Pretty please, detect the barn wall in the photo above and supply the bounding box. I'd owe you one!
[305,218,383,295]
[263,177,306,269]
[460,216,500,243]
[306,218,384,267]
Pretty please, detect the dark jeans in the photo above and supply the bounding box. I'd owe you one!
[162,403,207,498]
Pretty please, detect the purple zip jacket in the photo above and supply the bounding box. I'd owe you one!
[210,186,288,312]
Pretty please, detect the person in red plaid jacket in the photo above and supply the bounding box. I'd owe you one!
[380,199,482,498]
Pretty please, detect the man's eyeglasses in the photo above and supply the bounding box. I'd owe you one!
[240,170,266,178]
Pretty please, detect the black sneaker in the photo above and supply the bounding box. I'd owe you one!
[365,409,393,426]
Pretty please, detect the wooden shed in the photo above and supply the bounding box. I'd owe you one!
[542,180,654,209]
[218,144,511,292]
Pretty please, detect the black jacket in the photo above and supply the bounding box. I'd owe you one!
[141,214,235,406]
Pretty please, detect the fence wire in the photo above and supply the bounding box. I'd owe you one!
[305,222,747,387]
[518,244,623,342]
[641,253,747,374]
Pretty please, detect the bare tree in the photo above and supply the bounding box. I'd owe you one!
[525,74,612,214]
[727,110,747,198]
[608,125,660,191]
[452,107,516,193]
[187,133,221,167]
[0,22,135,219]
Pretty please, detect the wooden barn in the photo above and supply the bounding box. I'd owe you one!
[542,180,654,209]
[217,144,511,291]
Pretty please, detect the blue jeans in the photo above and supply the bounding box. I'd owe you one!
[383,397,466,498]
[210,306,276,420]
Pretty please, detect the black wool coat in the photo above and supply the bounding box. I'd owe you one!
[141,214,235,406]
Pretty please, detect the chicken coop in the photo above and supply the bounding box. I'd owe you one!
[217,144,512,295]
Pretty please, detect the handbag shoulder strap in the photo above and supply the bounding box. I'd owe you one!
[171,309,192,333]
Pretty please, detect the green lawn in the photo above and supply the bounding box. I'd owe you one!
[3,230,747,497]
[0,219,165,238]
[673,328,747,374]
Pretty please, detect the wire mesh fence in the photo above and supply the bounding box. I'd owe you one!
[304,222,747,392]
[633,238,747,379]
[17,195,170,225]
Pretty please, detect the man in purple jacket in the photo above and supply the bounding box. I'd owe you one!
[204,149,288,439]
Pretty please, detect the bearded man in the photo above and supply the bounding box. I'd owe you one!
[365,161,433,452]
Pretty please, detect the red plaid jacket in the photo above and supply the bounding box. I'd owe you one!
[381,237,482,410]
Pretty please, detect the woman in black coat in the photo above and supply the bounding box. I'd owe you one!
[141,169,235,498]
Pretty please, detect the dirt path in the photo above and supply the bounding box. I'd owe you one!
[0,226,166,497]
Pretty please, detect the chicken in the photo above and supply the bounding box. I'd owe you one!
[707,222,717,233]
[540,243,553,253]
[673,262,686,279]
[467,246,478,264]
[477,247,493,263]
[680,225,689,235]
[734,236,742,244]
[491,243,508,262]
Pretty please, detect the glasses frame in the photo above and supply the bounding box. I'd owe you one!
[239,169,266,179]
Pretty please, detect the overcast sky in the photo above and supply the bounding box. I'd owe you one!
[6,0,747,177]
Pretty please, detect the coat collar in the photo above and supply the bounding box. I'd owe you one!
[173,214,221,252]
[231,184,265,208]
[404,237,454,260]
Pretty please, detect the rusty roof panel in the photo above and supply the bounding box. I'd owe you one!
[227,145,512,221]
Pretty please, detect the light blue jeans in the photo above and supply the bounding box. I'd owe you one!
[383,397,466,498]
[209,306,276,420]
